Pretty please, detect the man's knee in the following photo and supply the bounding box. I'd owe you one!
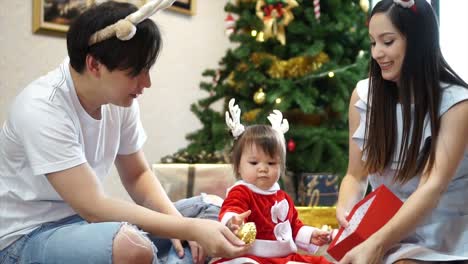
[113,224,155,264]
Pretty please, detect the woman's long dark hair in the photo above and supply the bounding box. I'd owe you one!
[364,0,468,183]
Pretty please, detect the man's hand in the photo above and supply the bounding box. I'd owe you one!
[170,239,206,264]
[190,218,251,258]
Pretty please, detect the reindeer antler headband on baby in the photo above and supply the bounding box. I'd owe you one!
[393,0,417,13]
[88,0,176,46]
[225,98,289,139]
[225,99,245,139]
[267,110,289,135]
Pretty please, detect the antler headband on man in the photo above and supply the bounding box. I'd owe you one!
[225,98,289,139]
[88,0,176,46]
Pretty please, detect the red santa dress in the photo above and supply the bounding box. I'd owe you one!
[213,181,331,264]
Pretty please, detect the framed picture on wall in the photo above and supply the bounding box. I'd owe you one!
[33,0,93,34]
[32,0,147,34]
[169,0,196,16]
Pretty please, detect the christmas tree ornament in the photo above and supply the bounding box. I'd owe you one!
[360,0,369,12]
[225,13,236,36]
[255,0,299,45]
[257,31,265,42]
[243,108,262,122]
[313,0,320,20]
[253,88,266,104]
[287,138,296,152]
[236,222,257,244]
[225,72,236,87]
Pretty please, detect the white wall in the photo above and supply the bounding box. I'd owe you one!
[440,0,468,82]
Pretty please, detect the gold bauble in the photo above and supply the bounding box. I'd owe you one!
[253,88,266,104]
[243,108,262,122]
[236,222,257,244]
[360,0,369,12]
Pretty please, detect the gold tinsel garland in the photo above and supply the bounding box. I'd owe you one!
[224,52,329,90]
[251,52,329,79]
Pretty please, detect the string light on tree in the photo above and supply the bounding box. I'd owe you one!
[358,50,366,58]
[275,97,282,104]
[328,71,335,78]
[253,88,266,104]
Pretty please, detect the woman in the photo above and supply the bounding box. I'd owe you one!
[336,0,468,263]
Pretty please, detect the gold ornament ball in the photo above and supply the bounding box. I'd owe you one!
[237,222,257,244]
[253,88,266,104]
[360,0,369,12]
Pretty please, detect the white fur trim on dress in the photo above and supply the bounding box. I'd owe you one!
[271,199,289,224]
[227,180,280,195]
[295,226,320,254]
[220,212,239,226]
[249,238,298,258]
[217,257,260,264]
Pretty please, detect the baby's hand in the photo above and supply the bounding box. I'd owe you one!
[227,210,251,234]
[310,229,330,246]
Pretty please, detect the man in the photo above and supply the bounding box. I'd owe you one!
[0,1,248,263]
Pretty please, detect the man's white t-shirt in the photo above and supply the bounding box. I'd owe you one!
[0,58,147,250]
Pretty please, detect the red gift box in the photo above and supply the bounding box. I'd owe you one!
[327,185,403,261]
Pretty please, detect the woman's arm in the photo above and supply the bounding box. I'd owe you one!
[340,100,468,264]
[336,88,369,227]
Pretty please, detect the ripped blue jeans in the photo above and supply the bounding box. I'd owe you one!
[0,195,220,264]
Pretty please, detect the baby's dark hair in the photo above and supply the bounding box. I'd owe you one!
[67,1,161,77]
[231,125,286,179]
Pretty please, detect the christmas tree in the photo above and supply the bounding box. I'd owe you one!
[163,0,370,180]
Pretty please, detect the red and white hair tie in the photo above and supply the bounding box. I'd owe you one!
[393,0,417,13]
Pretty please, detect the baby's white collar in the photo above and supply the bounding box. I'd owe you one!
[232,180,280,195]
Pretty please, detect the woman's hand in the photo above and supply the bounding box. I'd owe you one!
[336,206,350,228]
[339,236,385,264]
